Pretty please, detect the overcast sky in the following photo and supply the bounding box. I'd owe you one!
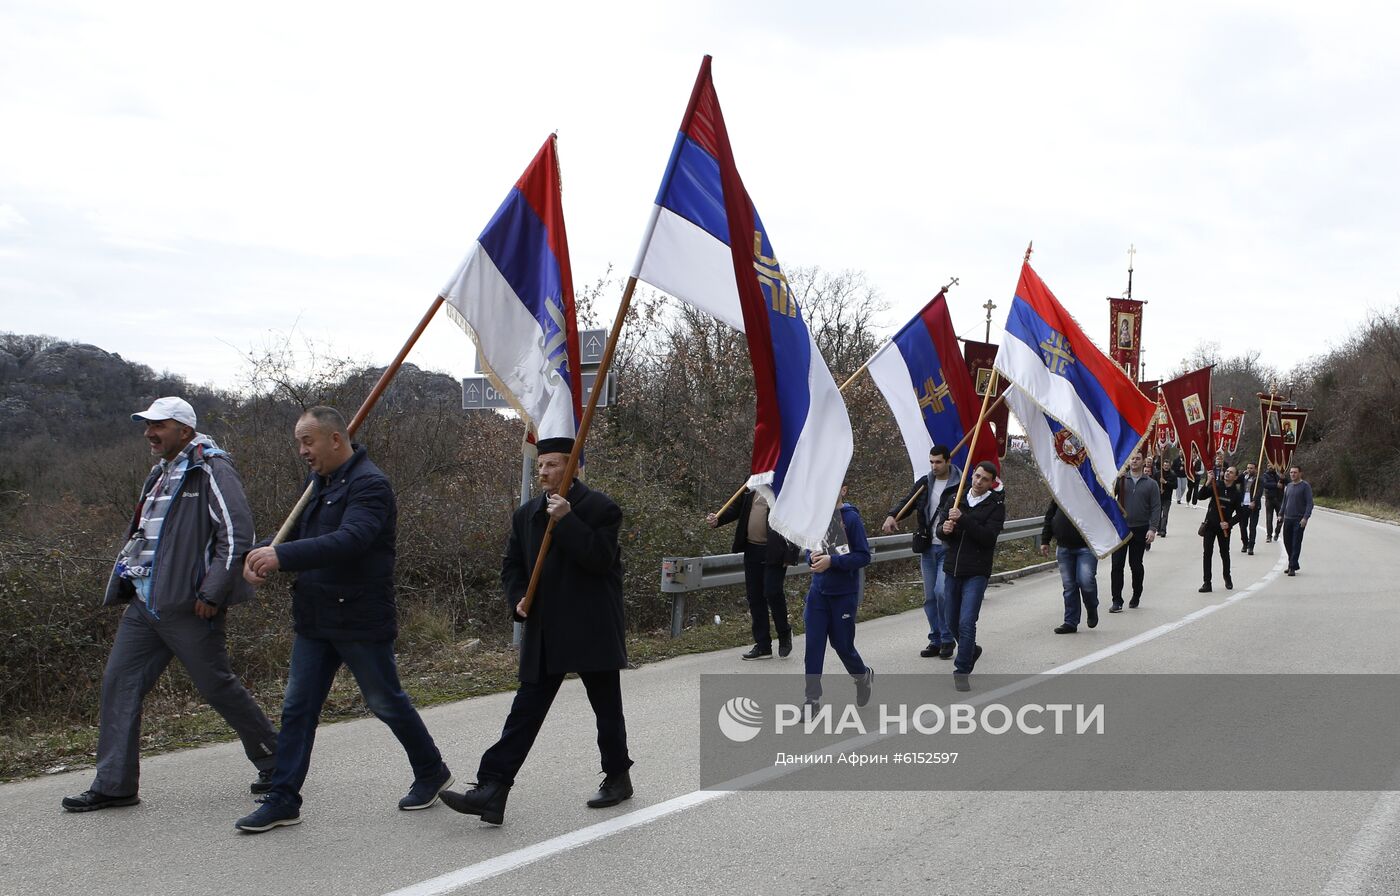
[2,0,1396,394]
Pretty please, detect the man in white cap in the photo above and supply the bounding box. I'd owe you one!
[62,397,277,812]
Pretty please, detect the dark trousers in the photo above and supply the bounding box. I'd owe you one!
[1202,526,1231,585]
[1283,519,1307,571]
[94,603,276,796]
[1110,526,1149,604]
[1186,479,1199,504]
[743,544,790,647]
[1158,495,1173,534]
[1245,503,1261,549]
[268,634,445,807]
[1265,493,1284,539]
[478,670,632,787]
[802,588,866,699]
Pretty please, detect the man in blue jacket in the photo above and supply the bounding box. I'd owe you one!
[63,397,278,812]
[802,486,874,711]
[234,407,451,833]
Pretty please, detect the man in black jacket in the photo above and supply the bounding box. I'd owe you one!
[1261,463,1286,542]
[934,461,1006,692]
[234,407,452,833]
[1198,466,1244,593]
[708,488,797,660]
[442,436,633,826]
[1040,501,1099,634]
[882,445,959,659]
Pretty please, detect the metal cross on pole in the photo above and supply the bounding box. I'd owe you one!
[982,298,998,342]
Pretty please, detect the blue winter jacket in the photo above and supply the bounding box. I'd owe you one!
[806,503,872,596]
[272,445,398,642]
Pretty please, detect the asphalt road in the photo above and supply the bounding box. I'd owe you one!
[2,503,1397,896]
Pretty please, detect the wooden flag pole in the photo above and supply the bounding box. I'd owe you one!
[1253,389,1279,501]
[272,295,445,546]
[950,369,1000,511]
[892,391,1008,522]
[517,278,637,616]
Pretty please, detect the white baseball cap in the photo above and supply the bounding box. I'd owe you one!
[132,396,197,429]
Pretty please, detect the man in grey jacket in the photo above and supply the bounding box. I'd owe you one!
[1109,451,1161,612]
[62,397,277,812]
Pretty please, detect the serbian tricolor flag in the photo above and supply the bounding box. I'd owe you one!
[440,135,583,441]
[995,260,1156,491]
[866,289,998,478]
[632,57,852,549]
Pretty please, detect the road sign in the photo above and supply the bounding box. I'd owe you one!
[462,371,616,411]
[473,328,608,374]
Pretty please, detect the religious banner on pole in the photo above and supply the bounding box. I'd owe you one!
[1138,379,1160,401]
[1160,365,1212,477]
[1212,405,1246,456]
[1108,297,1144,381]
[1278,407,1311,469]
[1259,392,1288,469]
[1155,392,1177,451]
[960,338,1011,457]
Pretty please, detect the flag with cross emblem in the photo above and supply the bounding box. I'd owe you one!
[866,290,999,479]
[629,56,852,550]
[995,260,1156,492]
[440,135,583,442]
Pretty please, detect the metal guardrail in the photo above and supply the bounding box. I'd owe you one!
[659,516,1043,637]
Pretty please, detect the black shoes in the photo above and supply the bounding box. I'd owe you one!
[855,667,874,707]
[920,642,941,658]
[740,644,773,661]
[587,772,634,809]
[441,781,510,825]
[250,768,274,795]
[1286,568,1296,576]
[1224,575,1234,590]
[1199,583,1212,593]
[234,799,302,833]
[939,642,955,659]
[777,634,793,658]
[1054,624,1077,634]
[399,766,455,811]
[1087,607,1099,628]
[1108,603,1124,614]
[1128,597,1140,609]
[953,674,971,692]
[61,790,140,813]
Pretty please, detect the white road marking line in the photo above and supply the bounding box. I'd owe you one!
[384,547,1290,896]
[1320,791,1400,896]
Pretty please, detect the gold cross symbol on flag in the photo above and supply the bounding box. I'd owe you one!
[918,373,951,414]
[1039,332,1075,375]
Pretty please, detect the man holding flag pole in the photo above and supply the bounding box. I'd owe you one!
[435,136,635,826]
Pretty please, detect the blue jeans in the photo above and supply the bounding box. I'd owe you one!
[1056,547,1098,627]
[920,544,952,645]
[944,574,989,675]
[267,634,445,807]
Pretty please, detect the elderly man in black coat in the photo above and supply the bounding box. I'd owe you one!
[443,437,633,826]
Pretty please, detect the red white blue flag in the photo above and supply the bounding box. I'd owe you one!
[995,260,1149,556]
[866,290,999,479]
[440,135,583,441]
[631,57,852,550]
[995,261,1155,490]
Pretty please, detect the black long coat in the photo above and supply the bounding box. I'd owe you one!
[503,480,627,684]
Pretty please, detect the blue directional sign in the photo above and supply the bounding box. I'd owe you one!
[462,371,615,411]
